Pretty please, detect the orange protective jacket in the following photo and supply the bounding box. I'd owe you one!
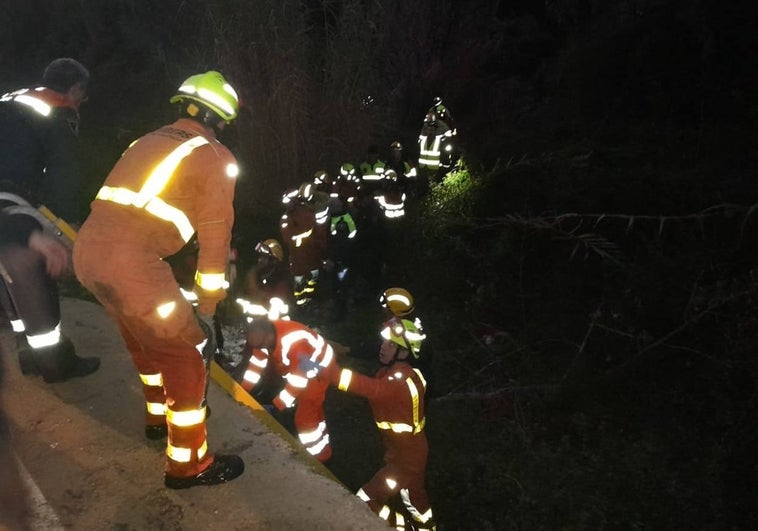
[242,319,336,461]
[243,320,335,405]
[335,362,428,468]
[85,118,237,315]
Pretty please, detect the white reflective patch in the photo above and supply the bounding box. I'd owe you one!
[306,433,330,455]
[167,443,191,463]
[146,402,167,415]
[198,87,235,116]
[243,370,261,384]
[26,323,61,349]
[195,271,226,291]
[196,338,208,354]
[278,389,296,408]
[287,374,309,388]
[298,424,325,444]
[167,407,206,427]
[14,94,51,116]
[181,288,199,302]
[400,488,433,522]
[178,83,197,95]
[250,355,268,369]
[156,301,176,318]
[140,372,163,386]
[337,369,352,391]
[223,83,239,101]
[226,163,239,178]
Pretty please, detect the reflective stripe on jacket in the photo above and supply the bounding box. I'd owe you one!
[0,87,83,220]
[336,362,427,435]
[267,320,335,409]
[88,118,238,314]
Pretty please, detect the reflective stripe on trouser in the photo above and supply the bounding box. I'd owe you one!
[113,313,210,476]
[297,420,330,461]
[119,322,168,427]
[359,455,433,529]
[293,376,332,462]
[0,243,61,339]
[73,233,212,477]
[166,404,208,469]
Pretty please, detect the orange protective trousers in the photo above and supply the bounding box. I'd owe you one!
[362,432,431,525]
[73,223,210,478]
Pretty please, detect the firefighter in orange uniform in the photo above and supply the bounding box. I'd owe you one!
[332,318,436,530]
[279,187,327,307]
[72,71,244,489]
[243,318,339,462]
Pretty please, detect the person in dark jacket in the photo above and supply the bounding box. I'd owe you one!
[0,58,99,382]
[0,57,89,221]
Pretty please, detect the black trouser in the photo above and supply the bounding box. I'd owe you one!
[0,243,61,338]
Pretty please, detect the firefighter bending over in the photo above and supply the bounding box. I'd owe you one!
[243,318,341,462]
[73,70,244,489]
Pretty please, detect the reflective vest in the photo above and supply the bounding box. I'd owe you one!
[330,211,357,238]
[360,160,386,183]
[376,190,406,219]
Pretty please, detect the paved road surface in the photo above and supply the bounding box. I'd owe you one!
[0,297,386,531]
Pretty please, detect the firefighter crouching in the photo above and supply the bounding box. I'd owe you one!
[331,318,436,530]
[73,70,244,489]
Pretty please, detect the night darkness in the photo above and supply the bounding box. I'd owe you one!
[3,1,758,529]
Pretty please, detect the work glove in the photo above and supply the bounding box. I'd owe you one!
[297,353,322,378]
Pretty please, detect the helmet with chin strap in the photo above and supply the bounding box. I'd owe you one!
[170,70,240,125]
[381,317,426,358]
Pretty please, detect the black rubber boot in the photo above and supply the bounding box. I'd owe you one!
[32,337,100,383]
[164,454,245,489]
[16,338,40,376]
[145,425,168,440]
